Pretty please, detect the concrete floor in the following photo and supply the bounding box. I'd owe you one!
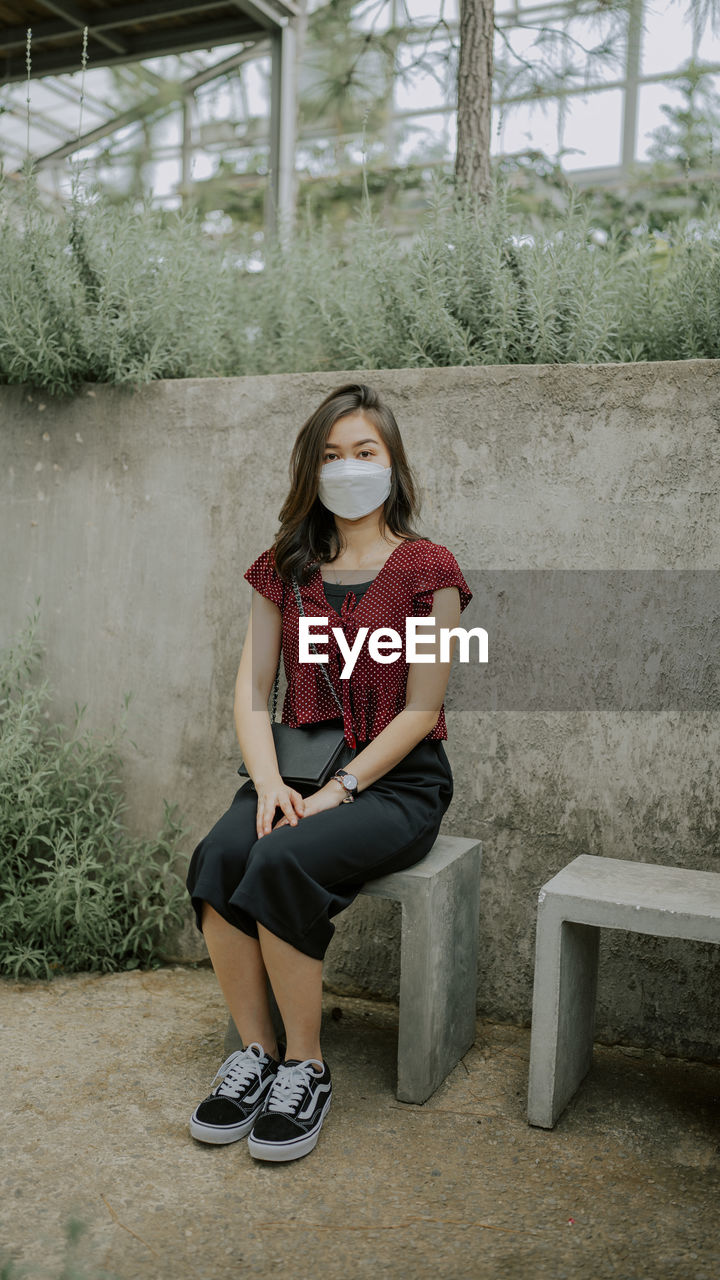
[2,965,719,1280]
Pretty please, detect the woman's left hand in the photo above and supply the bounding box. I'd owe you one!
[271,781,345,828]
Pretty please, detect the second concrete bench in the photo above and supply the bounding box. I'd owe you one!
[527,853,720,1129]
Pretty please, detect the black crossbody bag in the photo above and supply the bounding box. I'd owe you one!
[238,575,358,789]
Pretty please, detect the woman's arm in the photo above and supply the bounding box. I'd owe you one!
[235,591,306,835]
[346,585,461,792]
[273,587,462,825]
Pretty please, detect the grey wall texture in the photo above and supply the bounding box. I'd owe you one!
[2,361,719,1058]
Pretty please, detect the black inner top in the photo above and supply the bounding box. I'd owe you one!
[321,577,375,607]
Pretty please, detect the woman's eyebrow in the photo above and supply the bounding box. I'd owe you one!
[323,438,378,449]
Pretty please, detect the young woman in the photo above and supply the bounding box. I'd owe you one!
[186,382,472,1163]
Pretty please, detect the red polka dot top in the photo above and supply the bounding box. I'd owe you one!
[244,538,473,748]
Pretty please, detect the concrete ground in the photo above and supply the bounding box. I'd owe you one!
[2,966,719,1280]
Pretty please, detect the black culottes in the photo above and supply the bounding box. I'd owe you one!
[185,730,454,960]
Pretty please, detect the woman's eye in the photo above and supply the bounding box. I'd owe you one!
[322,450,376,461]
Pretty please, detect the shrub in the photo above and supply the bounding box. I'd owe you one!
[0,612,187,979]
[0,166,243,396]
[2,165,720,395]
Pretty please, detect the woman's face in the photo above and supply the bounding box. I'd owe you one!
[321,412,393,470]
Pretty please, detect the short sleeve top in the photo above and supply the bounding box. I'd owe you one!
[244,538,473,747]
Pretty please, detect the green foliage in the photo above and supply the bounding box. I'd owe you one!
[647,62,720,173]
[566,64,720,238]
[193,156,441,235]
[0,612,187,980]
[3,163,720,394]
[0,165,244,397]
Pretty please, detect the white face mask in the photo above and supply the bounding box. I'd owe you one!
[317,458,393,520]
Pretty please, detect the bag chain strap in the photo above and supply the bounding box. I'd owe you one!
[270,574,355,736]
[270,582,286,722]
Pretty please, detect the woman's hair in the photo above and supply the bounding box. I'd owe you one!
[272,382,423,584]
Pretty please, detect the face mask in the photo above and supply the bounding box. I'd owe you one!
[317,458,393,520]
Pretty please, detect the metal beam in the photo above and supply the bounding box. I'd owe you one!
[1,99,73,142]
[493,60,720,108]
[230,0,288,31]
[0,0,297,49]
[36,1,128,55]
[22,44,720,171]
[28,41,267,165]
[183,43,264,89]
[0,135,26,158]
[194,51,720,150]
[43,74,123,116]
[30,103,167,163]
[0,21,267,83]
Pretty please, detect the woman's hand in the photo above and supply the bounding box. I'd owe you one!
[255,779,306,838]
[270,781,345,830]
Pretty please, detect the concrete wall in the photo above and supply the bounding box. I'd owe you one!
[2,362,719,1058]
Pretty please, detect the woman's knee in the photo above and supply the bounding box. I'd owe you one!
[195,832,255,880]
[244,828,307,885]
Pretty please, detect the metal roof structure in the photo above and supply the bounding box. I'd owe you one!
[0,0,299,231]
[1,1,719,231]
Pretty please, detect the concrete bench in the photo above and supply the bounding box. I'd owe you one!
[527,854,720,1129]
[226,833,482,1105]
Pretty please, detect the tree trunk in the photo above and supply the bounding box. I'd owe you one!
[455,0,494,202]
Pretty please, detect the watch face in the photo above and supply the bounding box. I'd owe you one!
[342,772,358,791]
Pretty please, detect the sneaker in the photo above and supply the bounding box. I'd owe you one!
[189,1042,284,1145]
[247,1057,332,1162]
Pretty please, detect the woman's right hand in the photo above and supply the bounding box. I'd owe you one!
[254,778,305,838]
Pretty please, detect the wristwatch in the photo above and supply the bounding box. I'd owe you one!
[331,768,358,803]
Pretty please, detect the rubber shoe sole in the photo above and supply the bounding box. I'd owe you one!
[189,1104,263,1145]
[247,1096,332,1162]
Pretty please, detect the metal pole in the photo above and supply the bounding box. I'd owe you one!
[181,92,193,210]
[266,21,297,242]
[621,0,644,174]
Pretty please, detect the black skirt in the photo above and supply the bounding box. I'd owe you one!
[185,726,454,961]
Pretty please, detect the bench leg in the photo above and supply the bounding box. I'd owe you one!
[527,902,600,1128]
[396,864,480,1105]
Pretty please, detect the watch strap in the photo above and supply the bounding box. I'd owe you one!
[331,772,355,801]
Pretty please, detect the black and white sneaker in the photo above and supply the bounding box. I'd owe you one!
[189,1042,284,1145]
[247,1057,332,1162]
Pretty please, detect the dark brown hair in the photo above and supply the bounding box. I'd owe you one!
[272,383,423,584]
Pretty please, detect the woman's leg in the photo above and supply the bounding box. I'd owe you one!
[201,903,280,1060]
[201,902,324,1063]
[257,924,323,1063]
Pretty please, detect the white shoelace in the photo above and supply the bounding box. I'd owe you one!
[211,1042,268,1099]
[266,1059,324,1115]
